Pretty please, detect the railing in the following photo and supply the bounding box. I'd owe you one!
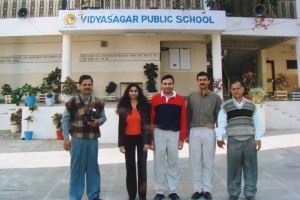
[0,0,297,19]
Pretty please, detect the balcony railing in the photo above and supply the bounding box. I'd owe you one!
[0,0,296,19]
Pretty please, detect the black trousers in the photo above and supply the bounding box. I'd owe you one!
[124,135,147,199]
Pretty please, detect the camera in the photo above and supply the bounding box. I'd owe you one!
[83,114,95,126]
[83,107,96,126]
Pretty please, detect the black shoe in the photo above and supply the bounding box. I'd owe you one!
[204,192,212,200]
[229,196,238,200]
[191,192,204,199]
[154,193,164,200]
[169,193,180,200]
[246,197,255,200]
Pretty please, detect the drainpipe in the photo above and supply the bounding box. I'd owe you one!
[212,33,223,99]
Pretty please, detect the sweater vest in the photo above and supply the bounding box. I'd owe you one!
[66,95,104,139]
[223,99,256,137]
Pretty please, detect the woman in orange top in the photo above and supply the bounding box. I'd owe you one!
[117,83,151,200]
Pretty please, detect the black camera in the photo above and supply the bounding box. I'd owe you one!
[83,107,96,126]
[83,114,95,126]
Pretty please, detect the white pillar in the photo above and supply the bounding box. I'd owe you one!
[297,37,300,86]
[212,33,223,98]
[296,0,300,85]
[61,34,72,82]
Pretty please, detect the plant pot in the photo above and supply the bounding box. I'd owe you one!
[24,131,33,140]
[56,130,64,140]
[45,93,55,106]
[252,95,264,104]
[10,124,20,133]
[26,96,36,106]
[5,95,12,104]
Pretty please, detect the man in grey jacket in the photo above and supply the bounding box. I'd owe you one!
[186,71,222,200]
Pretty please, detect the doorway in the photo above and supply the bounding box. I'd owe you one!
[266,60,275,96]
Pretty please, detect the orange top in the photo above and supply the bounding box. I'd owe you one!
[125,108,141,135]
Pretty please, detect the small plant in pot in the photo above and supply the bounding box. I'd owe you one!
[52,112,64,140]
[144,63,158,100]
[42,67,62,103]
[11,88,23,106]
[105,81,117,94]
[23,105,38,140]
[61,76,79,102]
[21,83,41,106]
[10,108,22,133]
[249,87,266,104]
[1,84,12,104]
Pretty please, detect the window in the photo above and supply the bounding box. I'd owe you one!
[169,48,191,70]
[286,60,297,69]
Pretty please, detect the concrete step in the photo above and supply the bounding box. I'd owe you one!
[0,130,20,140]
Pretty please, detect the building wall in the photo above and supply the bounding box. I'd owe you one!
[0,35,208,99]
[265,44,298,92]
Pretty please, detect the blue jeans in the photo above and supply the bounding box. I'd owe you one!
[227,136,257,197]
[69,138,100,200]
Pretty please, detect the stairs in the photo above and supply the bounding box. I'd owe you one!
[266,102,300,129]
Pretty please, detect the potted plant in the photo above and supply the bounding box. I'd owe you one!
[275,73,290,90]
[1,84,12,104]
[10,108,22,133]
[249,87,266,104]
[242,72,257,99]
[105,81,117,101]
[105,81,117,94]
[21,83,41,106]
[61,76,79,102]
[42,67,61,103]
[143,63,158,99]
[23,105,38,140]
[52,112,63,140]
[11,87,23,106]
[205,0,222,10]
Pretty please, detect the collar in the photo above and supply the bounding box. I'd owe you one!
[199,90,210,96]
[80,94,92,104]
[160,90,176,98]
[232,97,245,108]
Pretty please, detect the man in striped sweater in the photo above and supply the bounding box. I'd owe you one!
[216,81,263,200]
[150,74,187,200]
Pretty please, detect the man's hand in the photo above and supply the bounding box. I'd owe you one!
[63,140,71,151]
[255,140,261,151]
[87,119,99,127]
[178,141,183,150]
[144,144,151,152]
[119,146,126,153]
[150,141,155,151]
[185,135,189,143]
[217,140,226,149]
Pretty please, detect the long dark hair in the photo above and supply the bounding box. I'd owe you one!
[117,83,150,114]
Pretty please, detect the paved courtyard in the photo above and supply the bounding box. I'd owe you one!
[0,129,300,200]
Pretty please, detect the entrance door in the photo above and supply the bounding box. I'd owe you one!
[266,61,275,95]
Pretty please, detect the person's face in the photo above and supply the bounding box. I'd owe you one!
[197,75,210,90]
[231,83,244,100]
[161,78,174,94]
[128,86,138,100]
[79,79,93,96]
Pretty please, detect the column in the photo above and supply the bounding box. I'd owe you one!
[212,33,223,98]
[61,34,72,82]
[297,37,300,86]
[297,0,300,86]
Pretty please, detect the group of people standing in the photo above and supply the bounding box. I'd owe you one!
[61,72,263,200]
